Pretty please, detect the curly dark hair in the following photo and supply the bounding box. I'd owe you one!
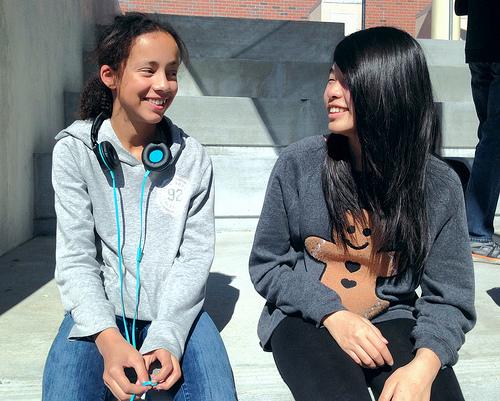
[80,13,188,120]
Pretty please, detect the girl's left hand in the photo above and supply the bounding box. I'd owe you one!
[143,349,181,391]
[378,349,441,401]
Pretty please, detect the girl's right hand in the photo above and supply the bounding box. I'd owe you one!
[95,328,151,401]
[323,310,394,369]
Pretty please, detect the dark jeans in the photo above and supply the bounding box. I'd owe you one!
[465,62,500,241]
[270,316,464,401]
[42,311,237,401]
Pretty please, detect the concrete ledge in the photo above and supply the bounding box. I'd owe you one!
[152,14,344,62]
[418,39,467,66]
[1,233,499,400]
[437,101,479,148]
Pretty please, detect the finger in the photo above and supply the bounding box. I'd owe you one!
[156,356,182,390]
[359,338,385,367]
[130,356,150,388]
[105,376,134,401]
[152,352,174,384]
[354,345,377,369]
[378,379,398,401]
[362,319,388,344]
[346,350,362,365]
[142,354,154,372]
[111,365,147,396]
[366,332,394,366]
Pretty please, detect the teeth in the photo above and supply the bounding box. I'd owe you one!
[148,98,166,106]
[329,107,344,113]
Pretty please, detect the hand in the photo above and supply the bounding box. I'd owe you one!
[378,348,441,401]
[143,348,182,391]
[323,310,394,368]
[95,328,150,401]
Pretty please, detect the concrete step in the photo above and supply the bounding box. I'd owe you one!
[418,39,466,66]
[438,101,479,150]
[429,65,472,102]
[65,92,479,149]
[64,92,328,144]
[169,97,480,150]
[151,14,344,63]
[176,59,330,99]
[33,146,280,235]
[1,233,500,401]
[176,61,472,103]
[167,96,327,146]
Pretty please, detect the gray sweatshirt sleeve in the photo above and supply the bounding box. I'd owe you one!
[139,159,215,360]
[412,173,476,367]
[249,156,345,325]
[52,138,118,338]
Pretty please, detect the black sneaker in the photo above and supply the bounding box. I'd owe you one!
[471,241,500,265]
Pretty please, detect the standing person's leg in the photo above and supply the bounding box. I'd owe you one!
[367,319,464,401]
[465,62,500,262]
[270,314,373,401]
[42,313,111,401]
[169,311,237,401]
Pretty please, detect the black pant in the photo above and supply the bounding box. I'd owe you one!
[270,316,464,401]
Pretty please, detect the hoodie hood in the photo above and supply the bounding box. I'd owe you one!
[55,117,185,167]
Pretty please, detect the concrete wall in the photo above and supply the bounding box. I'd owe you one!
[0,0,119,256]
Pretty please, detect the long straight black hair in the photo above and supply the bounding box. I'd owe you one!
[323,27,439,276]
[80,13,188,120]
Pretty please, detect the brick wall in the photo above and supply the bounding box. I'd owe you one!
[118,0,432,37]
[119,0,320,21]
[365,0,431,36]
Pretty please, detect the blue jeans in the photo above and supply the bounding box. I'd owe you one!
[465,62,500,241]
[42,311,238,401]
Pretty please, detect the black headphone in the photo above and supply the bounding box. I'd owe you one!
[90,112,172,172]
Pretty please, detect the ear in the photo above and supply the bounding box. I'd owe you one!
[100,65,118,90]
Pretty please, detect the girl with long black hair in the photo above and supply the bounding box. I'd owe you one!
[249,27,475,401]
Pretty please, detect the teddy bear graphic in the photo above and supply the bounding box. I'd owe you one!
[305,210,396,319]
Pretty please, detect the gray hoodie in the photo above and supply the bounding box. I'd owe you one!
[52,117,214,360]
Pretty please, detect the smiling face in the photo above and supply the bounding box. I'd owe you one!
[102,31,180,135]
[343,223,372,250]
[334,210,374,255]
[324,64,356,139]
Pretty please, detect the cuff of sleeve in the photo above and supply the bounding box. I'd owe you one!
[139,320,184,361]
[412,330,457,368]
[68,303,117,340]
[308,299,346,328]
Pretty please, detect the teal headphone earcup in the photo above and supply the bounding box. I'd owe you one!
[142,142,171,171]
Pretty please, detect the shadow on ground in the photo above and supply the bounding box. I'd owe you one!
[486,287,500,307]
[0,236,240,331]
[0,236,55,315]
[204,272,240,332]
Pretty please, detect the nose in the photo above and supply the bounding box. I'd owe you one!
[153,71,175,93]
[326,80,342,100]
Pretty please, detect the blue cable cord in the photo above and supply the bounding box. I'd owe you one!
[101,143,156,399]
[132,170,151,349]
[112,168,155,400]
[109,170,131,344]
[99,147,157,400]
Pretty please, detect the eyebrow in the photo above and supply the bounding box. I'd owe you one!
[141,60,180,67]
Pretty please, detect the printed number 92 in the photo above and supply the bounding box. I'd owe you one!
[168,188,182,202]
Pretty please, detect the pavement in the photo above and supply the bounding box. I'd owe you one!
[0,231,499,401]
